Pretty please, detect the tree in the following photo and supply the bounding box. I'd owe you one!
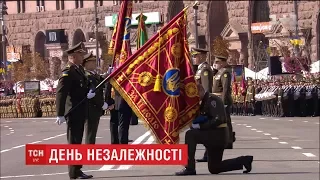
[12,52,33,82]
[11,51,50,82]
[32,52,50,81]
[212,36,230,59]
[100,39,113,72]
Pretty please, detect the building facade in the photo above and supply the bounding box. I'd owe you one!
[1,0,319,78]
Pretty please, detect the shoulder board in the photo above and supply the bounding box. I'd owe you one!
[61,67,70,77]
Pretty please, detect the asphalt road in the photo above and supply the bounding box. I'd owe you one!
[0,115,319,180]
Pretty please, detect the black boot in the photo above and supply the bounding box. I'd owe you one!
[243,156,253,173]
[196,150,208,162]
[211,155,253,174]
[175,167,196,176]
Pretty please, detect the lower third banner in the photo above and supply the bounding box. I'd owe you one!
[25,144,187,165]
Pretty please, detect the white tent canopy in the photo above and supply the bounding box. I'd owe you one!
[310,60,320,73]
[13,79,59,93]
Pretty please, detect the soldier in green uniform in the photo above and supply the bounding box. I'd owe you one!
[55,42,95,179]
[196,54,234,162]
[192,48,213,93]
[83,52,110,144]
[175,84,253,176]
[212,55,235,147]
[245,78,255,116]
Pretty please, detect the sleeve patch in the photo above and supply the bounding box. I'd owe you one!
[62,71,69,77]
[224,73,228,78]
[211,100,216,108]
[203,71,208,76]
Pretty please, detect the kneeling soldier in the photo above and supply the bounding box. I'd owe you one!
[175,84,253,176]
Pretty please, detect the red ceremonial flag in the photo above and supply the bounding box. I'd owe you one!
[107,8,200,144]
[240,70,246,96]
[232,71,238,96]
[107,0,132,68]
[118,1,133,67]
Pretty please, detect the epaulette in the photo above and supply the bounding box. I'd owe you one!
[85,71,91,76]
[60,65,71,78]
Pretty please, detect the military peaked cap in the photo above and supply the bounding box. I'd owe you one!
[191,48,209,55]
[64,42,86,55]
[214,55,228,62]
[82,51,96,65]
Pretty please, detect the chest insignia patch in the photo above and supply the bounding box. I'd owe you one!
[211,100,216,108]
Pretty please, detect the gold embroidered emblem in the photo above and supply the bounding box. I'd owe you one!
[224,74,228,78]
[164,106,178,122]
[203,71,208,76]
[166,71,179,93]
[185,82,198,98]
[171,43,182,59]
[138,72,153,87]
[172,131,179,137]
[120,51,127,63]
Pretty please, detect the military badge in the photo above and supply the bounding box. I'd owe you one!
[224,74,228,78]
[203,71,208,76]
[211,100,216,108]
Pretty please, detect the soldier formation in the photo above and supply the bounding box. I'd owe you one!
[230,76,320,117]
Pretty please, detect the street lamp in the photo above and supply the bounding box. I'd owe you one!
[94,0,100,72]
[0,2,7,80]
[192,1,199,48]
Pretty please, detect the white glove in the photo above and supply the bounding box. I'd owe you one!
[102,102,109,110]
[55,116,66,125]
[191,123,200,129]
[87,89,96,99]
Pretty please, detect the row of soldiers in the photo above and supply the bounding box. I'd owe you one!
[230,77,320,117]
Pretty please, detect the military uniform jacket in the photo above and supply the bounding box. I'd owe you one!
[56,62,89,117]
[212,66,232,105]
[86,70,105,109]
[199,92,227,130]
[196,62,213,93]
[245,85,255,102]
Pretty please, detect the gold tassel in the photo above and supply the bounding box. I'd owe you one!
[153,74,161,92]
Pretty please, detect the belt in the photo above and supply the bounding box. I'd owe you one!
[217,123,227,128]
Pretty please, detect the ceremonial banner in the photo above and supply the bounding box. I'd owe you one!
[108,8,200,144]
[231,65,244,82]
[118,1,133,66]
[108,0,132,67]
[136,13,148,50]
[232,71,238,96]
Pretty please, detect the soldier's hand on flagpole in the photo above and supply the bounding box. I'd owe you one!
[191,123,200,129]
[56,116,66,125]
[102,102,109,110]
[87,89,96,99]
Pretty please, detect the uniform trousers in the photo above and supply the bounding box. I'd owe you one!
[225,105,234,143]
[185,128,244,174]
[110,108,132,144]
[85,104,102,144]
[66,106,86,178]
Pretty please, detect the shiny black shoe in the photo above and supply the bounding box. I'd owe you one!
[243,156,253,173]
[73,172,93,179]
[175,167,196,176]
[226,143,233,149]
[196,157,208,162]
